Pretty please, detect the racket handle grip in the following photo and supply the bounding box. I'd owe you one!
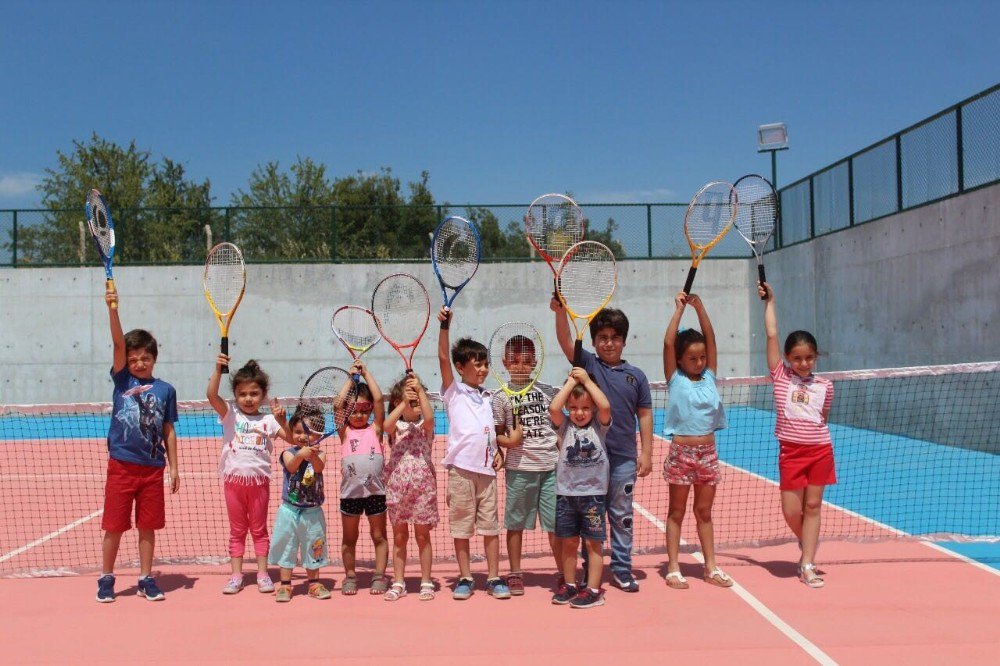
[682,267,697,295]
[405,368,419,407]
[572,339,583,368]
[221,337,229,374]
[758,264,767,301]
[440,307,451,330]
[106,279,117,310]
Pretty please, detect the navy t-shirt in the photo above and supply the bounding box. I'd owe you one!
[107,366,178,467]
[579,349,652,458]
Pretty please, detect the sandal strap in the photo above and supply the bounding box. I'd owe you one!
[707,568,731,581]
[666,571,687,582]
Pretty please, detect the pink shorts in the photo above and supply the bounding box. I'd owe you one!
[779,441,836,490]
[663,441,721,486]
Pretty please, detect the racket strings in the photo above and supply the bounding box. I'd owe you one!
[372,275,430,346]
[526,195,585,261]
[686,184,737,249]
[557,241,617,318]
[298,367,358,434]
[433,218,480,287]
[204,244,246,313]
[734,178,777,245]
[332,307,380,353]
[488,322,545,390]
[86,193,114,255]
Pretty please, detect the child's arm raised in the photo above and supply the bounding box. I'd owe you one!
[106,283,125,373]
[357,360,386,434]
[335,371,358,440]
[550,294,575,364]
[572,367,611,427]
[437,306,455,391]
[414,375,435,438]
[548,371,578,429]
[687,293,718,375]
[271,398,291,442]
[662,292,686,380]
[760,283,782,372]
[206,353,230,418]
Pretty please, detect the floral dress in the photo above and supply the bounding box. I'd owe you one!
[383,418,439,526]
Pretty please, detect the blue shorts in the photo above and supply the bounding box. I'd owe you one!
[268,503,329,570]
[555,494,606,542]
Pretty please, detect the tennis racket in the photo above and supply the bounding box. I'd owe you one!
[297,366,358,443]
[489,322,545,416]
[556,241,618,367]
[331,305,381,381]
[733,174,777,300]
[431,215,481,330]
[203,242,246,374]
[86,189,117,309]
[371,273,430,374]
[525,193,586,294]
[682,181,738,295]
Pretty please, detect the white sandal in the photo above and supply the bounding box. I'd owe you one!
[664,571,689,589]
[703,567,734,588]
[418,581,436,601]
[798,563,825,588]
[384,582,407,601]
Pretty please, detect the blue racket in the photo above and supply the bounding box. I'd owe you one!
[431,215,481,330]
[85,189,117,309]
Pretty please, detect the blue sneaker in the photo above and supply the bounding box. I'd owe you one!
[612,571,639,593]
[486,577,511,599]
[452,577,474,600]
[138,576,165,601]
[96,574,116,603]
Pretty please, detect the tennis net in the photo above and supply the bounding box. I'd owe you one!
[1,362,997,577]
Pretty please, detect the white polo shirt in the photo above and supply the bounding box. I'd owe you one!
[440,381,497,475]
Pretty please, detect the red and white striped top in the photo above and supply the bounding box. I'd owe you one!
[770,364,834,446]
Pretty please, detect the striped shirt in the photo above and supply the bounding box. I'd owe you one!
[770,364,834,445]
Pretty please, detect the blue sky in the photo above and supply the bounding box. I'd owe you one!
[1,0,997,208]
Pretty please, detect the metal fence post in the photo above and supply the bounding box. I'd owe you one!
[646,205,653,258]
[224,207,231,241]
[330,205,338,263]
[956,106,965,193]
[895,135,904,212]
[808,178,816,239]
[11,210,17,267]
[848,157,855,226]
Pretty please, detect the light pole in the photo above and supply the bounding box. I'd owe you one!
[757,122,789,188]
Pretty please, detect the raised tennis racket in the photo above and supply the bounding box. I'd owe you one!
[489,322,545,416]
[733,174,777,300]
[371,273,430,374]
[682,181,737,295]
[203,242,246,374]
[431,215,481,330]
[297,366,358,443]
[556,241,618,367]
[331,305,381,381]
[86,189,117,309]
[525,193,586,293]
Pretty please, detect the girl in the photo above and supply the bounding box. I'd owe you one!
[207,355,288,595]
[760,283,835,588]
[381,373,438,601]
[269,405,331,601]
[336,360,389,595]
[661,292,732,589]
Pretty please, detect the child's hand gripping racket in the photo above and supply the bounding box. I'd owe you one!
[733,174,777,300]
[86,189,117,309]
[525,193,586,296]
[202,242,246,374]
[488,322,545,416]
[682,181,737,294]
[556,240,618,368]
[431,215,481,330]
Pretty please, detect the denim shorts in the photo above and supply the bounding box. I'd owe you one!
[555,494,606,542]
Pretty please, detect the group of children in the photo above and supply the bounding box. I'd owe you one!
[95,279,837,606]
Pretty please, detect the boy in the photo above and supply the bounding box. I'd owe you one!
[552,298,652,592]
[492,334,560,595]
[437,307,508,600]
[548,367,613,608]
[97,286,180,603]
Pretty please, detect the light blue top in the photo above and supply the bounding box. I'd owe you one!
[664,369,727,437]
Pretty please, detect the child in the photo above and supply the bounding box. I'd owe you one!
[336,360,389,595]
[760,283,835,588]
[382,373,438,601]
[661,291,732,589]
[97,285,180,603]
[548,367,613,609]
[552,298,653,592]
[492,334,560,595]
[207,354,288,595]
[437,307,507,600]
[268,405,331,602]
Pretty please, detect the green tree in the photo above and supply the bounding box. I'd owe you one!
[463,207,531,259]
[587,216,626,258]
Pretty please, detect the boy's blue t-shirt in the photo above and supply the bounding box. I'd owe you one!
[107,366,178,467]
[579,348,652,458]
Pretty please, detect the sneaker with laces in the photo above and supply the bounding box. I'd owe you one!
[222,574,244,595]
[256,573,275,593]
[96,574,116,603]
[275,585,293,602]
[506,573,524,596]
[612,571,639,593]
[138,576,165,601]
[486,577,511,599]
[570,586,606,609]
[551,583,578,605]
[452,577,475,600]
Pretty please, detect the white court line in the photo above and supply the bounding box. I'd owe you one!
[0,509,104,564]
[634,502,838,666]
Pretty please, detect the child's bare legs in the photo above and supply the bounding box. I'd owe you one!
[391,522,410,584]
[665,484,690,574]
[583,538,603,590]
[506,530,560,575]
[279,567,293,586]
[782,486,825,565]
[414,524,433,583]
[137,528,155,577]
[560,536,579,586]
[455,537,472,579]
[230,555,244,575]
[255,554,268,574]
[306,567,320,583]
[369,512,388,577]
[692,484,718,571]
[102,531,123,574]
[484,534,500,579]
[341,514,361,579]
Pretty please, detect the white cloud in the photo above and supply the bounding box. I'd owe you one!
[0,173,43,199]
[577,187,676,203]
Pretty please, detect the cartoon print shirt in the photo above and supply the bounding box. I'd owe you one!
[218,402,280,484]
[555,418,612,496]
[339,423,386,499]
[107,366,177,467]
[281,447,325,508]
[771,363,834,445]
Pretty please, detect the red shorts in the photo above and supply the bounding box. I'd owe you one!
[102,458,166,532]
[778,441,836,490]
